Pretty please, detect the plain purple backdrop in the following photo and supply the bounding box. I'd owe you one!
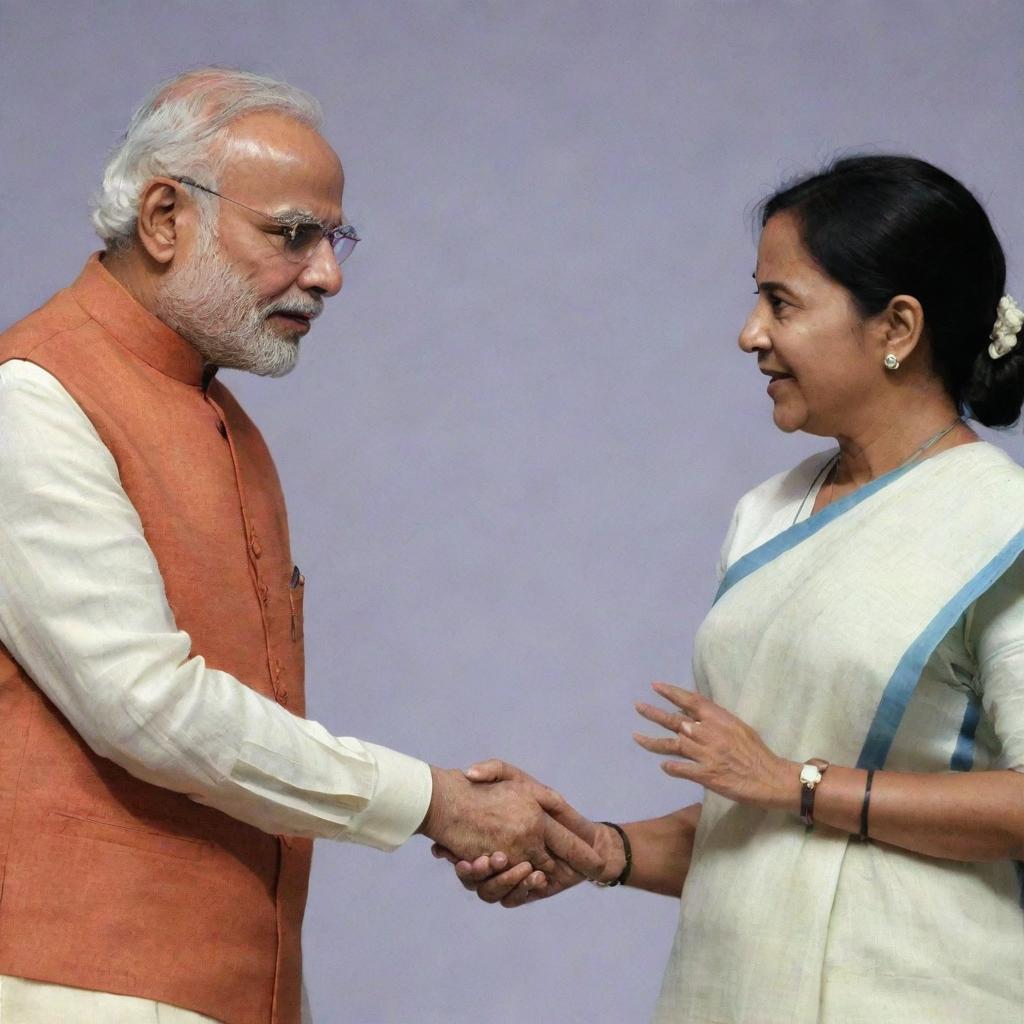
[2,3,1022,1022]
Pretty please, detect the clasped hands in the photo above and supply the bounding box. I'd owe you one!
[417,761,623,904]
[427,682,795,908]
[422,760,628,906]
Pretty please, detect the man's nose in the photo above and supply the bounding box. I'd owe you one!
[298,237,343,297]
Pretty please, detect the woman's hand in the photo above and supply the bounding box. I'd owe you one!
[634,682,798,811]
[431,845,551,907]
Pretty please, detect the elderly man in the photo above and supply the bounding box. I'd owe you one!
[0,69,601,1024]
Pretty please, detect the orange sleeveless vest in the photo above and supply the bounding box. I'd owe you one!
[0,255,310,1024]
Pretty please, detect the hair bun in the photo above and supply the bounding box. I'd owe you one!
[968,326,1024,427]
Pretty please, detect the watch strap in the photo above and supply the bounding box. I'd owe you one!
[799,758,830,827]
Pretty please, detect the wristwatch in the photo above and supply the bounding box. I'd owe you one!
[799,758,830,827]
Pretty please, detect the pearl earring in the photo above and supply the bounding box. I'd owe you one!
[884,354,900,370]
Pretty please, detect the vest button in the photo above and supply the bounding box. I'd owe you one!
[278,689,289,707]
[250,532,263,558]
[258,580,269,605]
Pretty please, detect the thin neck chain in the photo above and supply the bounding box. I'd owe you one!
[825,416,963,510]
[792,416,965,525]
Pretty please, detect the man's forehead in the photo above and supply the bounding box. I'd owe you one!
[219,130,339,171]
[215,112,345,219]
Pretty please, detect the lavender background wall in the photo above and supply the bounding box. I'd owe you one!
[2,2,1022,1021]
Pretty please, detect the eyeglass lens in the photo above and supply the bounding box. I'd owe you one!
[280,224,358,266]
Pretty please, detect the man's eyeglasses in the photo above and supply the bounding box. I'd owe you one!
[171,175,360,266]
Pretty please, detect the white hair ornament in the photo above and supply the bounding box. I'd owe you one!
[988,294,1023,360]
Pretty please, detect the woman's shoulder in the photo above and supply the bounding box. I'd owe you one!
[734,449,838,518]
[960,439,1024,482]
[716,450,835,580]
[716,441,1023,581]
[925,440,1024,512]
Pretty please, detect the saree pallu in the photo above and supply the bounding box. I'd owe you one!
[654,443,1024,1024]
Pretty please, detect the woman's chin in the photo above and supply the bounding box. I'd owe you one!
[770,403,807,434]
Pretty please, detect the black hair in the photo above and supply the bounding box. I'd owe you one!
[758,155,1024,427]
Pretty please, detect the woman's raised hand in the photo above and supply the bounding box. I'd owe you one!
[634,682,797,811]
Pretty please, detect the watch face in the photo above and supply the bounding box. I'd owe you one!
[800,764,822,787]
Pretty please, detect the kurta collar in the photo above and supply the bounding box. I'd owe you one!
[70,253,208,387]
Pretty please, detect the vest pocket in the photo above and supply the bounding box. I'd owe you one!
[289,566,305,643]
[47,811,210,862]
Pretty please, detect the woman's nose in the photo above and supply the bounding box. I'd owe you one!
[738,307,769,354]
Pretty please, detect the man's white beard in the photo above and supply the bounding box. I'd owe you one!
[154,229,322,378]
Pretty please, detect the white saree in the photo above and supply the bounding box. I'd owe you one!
[654,441,1024,1024]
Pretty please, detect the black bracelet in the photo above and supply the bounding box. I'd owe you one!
[859,769,875,842]
[599,821,633,887]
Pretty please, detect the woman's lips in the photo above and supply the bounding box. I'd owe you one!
[765,373,794,397]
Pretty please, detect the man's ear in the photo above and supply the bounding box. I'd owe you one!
[874,294,925,366]
[135,178,186,264]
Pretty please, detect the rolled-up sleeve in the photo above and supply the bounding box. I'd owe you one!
[0,359,432,848]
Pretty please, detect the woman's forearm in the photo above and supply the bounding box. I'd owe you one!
[635,682,1024,865]
[619,803,702,897]
[794,765,1024,862]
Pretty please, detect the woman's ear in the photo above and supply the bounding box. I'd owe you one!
[875,294,925,366]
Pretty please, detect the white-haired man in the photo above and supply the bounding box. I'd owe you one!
[0,69,604,1024]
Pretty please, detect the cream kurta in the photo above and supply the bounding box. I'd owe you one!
[655,443,1024,1024]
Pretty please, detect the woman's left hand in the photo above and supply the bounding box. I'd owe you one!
[634,682,798,811]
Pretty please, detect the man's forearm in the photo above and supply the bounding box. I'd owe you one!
[0,360,432,848]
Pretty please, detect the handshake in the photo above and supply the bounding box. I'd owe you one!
[417,760,628,907]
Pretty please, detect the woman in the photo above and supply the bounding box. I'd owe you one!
[440,155,1024,1023]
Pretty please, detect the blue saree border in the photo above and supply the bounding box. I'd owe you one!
[857,529,1024,771]
[714,458,916,605]
[950,695,983,772]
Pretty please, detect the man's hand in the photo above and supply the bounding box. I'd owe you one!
[427,760,626,907]
[417,761,605,880]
